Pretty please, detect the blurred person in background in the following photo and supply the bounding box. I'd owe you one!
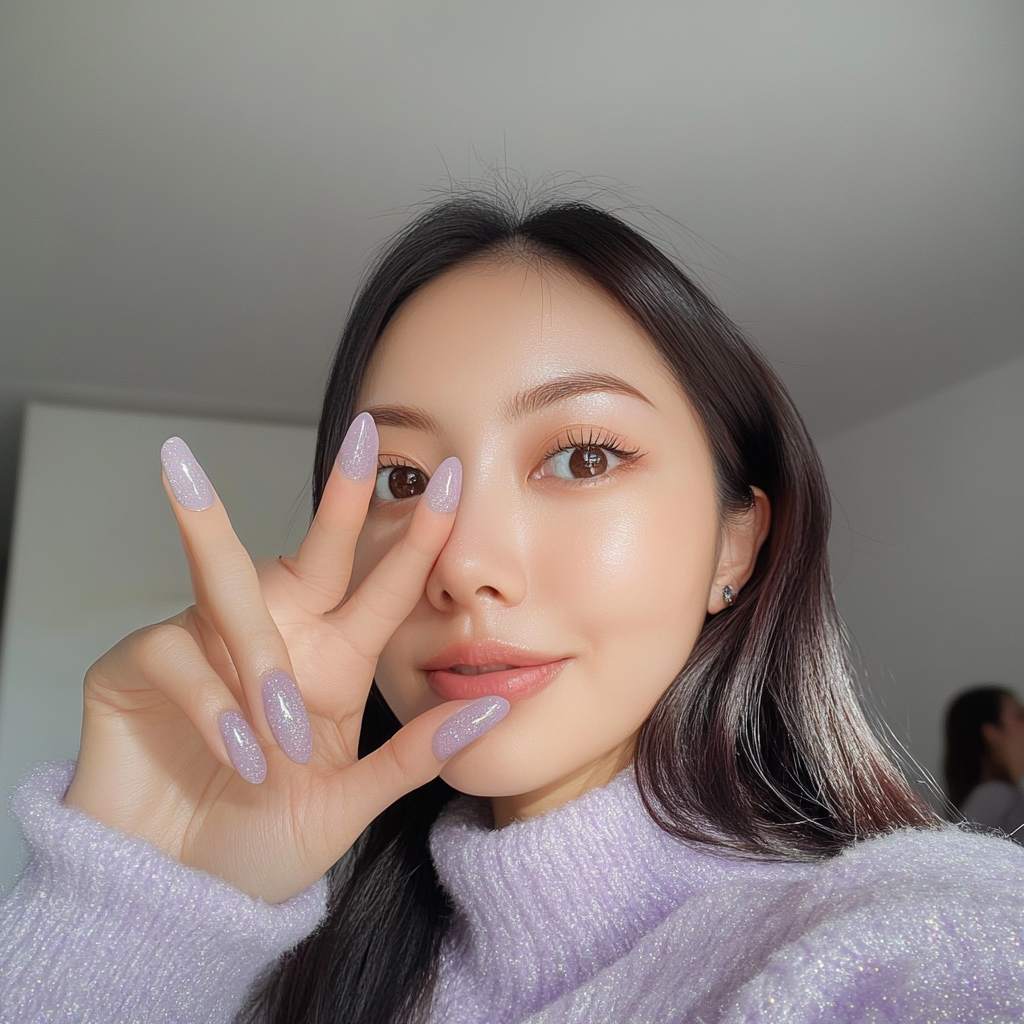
[945,685,1024,844]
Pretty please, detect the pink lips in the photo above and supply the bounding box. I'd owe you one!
[421,641,568,702]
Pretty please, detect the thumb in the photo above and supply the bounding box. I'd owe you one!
[342,695,510,828]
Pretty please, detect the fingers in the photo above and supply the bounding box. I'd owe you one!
[330,457,462,661]
[159,428,465,787]
[283,413,379,606]
[343,695,509,832]
[130,623,267,784]
[160,437,312,766]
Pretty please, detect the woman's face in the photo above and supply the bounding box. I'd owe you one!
[351,259,764,820]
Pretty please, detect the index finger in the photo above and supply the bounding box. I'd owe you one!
[281,412,379,610]
[160,436,313,767]
[329,456,462,661]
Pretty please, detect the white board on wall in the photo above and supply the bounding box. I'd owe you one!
[0,403,317,891]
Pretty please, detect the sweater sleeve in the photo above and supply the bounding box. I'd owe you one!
[0,761,328,1024]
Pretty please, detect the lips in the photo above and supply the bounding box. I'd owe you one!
[421,641,568,702]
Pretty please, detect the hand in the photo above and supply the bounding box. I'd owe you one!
[63,416,507,903]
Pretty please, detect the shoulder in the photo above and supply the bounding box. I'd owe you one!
[962,779,1021,820]
[528,829,1024,1023]
[823,821,1024,889]
[803,824,1024,928]
[720,827,1024,1022]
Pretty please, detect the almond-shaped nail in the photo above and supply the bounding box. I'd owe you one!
[432,695,510,760]
[423,456,462,514]
[336,412,379,481]
[262,670,312,764]
[161,437,214,511]
[218,711,267,784]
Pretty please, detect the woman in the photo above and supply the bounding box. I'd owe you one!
[945,685,1024,842]
[2,196,1023,1023]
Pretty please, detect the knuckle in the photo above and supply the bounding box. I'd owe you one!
[82,658,107,692]
[234,620,284,657]
[381,737,421,790]
[203,562,260,603]
[401,527,441,562]
[133,622,194,674]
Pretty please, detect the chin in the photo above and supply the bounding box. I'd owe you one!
[438,743,539,798]
[436,727,593,799]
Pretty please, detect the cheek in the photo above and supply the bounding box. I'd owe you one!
[349,516,405,595]
[372,647,418,725]
[440,490,720,798]
[536,486,718,653]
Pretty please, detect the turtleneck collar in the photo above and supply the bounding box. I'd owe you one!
[428,769,770,1021]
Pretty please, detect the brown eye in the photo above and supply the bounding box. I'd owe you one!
[568,445,608,478]
[538,440,631,482]
[374,465,428,500]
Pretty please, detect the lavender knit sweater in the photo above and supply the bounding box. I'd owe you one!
[2,762,1023,1023]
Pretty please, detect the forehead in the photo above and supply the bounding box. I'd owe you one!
[358,259,681,409]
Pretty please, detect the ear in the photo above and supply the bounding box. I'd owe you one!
[707,486,771,614]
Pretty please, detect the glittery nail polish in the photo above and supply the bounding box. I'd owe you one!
[432,695,510,760]
[423,456,462,514]
[261,670,313,765]
[161,436,214,511]
[336,412,378,481]
[218,711,267,784]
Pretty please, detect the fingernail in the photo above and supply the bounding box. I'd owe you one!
[336,412,378,481]
[161,437,214,511]
[432,695,510,760]
[423,456,462,514]
[218,711,267,784]
[261,670,312,764]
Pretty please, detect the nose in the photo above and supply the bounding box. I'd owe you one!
[424,469,528,613]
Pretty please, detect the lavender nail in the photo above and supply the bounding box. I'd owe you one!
[161,436,214,511]
[423,456,462,514]
[432,695,510,760]
[336,412,379,481]
[218,711,267,784]
[261,670,313,764]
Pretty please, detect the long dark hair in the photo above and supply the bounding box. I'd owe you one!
[242,193,936,1024]
[944,685,1014,807]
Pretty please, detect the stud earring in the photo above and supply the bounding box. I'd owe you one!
[722,585,736,607]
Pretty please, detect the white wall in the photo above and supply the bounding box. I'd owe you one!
[819,353,1024,798]
[0,404,316,891]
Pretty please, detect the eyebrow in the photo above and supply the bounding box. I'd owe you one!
[363,372,653,435]
[501,372,654,421]
[362,405,442,433]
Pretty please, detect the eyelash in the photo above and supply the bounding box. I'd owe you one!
[542,428,642,466]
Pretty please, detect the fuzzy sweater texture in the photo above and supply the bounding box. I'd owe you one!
[1,761,1024,1023]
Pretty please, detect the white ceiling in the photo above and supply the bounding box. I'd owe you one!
[0,1,1022,443]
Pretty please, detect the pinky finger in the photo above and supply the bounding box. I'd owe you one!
[133,624,267,784]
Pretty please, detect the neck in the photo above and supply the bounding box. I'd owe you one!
[490,741,635,828]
